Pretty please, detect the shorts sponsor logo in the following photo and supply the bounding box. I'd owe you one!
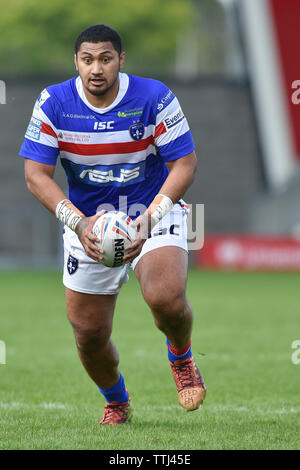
[25,116,42,140]
[164,108,185,130]
[150,224,180,238]
[67,254,79,275]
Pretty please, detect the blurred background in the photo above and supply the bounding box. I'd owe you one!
[1,0,300,270]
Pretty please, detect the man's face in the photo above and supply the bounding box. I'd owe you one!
[74,41,125,98]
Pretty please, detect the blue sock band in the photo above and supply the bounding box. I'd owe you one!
[99,373,128,403]
[166,338,192,363]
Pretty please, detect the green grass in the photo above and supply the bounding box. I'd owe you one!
[0,269,299,450]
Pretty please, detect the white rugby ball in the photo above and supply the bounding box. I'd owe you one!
[92,211,137,267]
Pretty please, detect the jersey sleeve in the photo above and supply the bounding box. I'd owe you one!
[19,88,59,165]
[154,86,195,162]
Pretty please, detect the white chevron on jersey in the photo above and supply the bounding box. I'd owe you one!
[60,146,156,166]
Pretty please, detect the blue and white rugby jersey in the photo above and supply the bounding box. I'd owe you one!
[19,73,195,217]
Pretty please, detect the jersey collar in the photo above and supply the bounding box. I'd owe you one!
[75,72,129,114]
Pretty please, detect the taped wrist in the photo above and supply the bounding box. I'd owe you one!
[146,193,174,227]
[55,199,83,231]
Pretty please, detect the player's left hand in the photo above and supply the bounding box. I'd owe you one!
[123,213,152,263]
[75,210,106,262]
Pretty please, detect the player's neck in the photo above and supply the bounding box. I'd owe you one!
[83,78,120,109]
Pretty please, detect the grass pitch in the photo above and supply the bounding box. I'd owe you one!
[0,269,299,450]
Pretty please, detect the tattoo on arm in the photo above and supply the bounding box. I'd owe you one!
[75,218,89,239]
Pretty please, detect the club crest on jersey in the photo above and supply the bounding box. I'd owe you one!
[129,122,145,141]
[67,254,78,275]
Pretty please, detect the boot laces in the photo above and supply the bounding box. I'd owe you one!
[100,402,129,424]
[171,358,199,391]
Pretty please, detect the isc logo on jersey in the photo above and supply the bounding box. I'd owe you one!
[94,121,114,130]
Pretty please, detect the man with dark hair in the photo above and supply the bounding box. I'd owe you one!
[74,24,122,56]
[20,24,206,426]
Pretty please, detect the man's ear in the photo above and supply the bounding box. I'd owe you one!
[119,52,126,70]
[74,54,79,72]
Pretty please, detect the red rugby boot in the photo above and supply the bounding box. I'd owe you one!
[170,356,206,411]
[99,393,132,425]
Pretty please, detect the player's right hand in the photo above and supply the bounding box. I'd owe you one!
[123,213,151,263]
[75,210,106,262]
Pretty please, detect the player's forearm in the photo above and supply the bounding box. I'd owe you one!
[25,159,85,234]
[26,171,70,218]
[160,152,197,204]
[25,171,68,215]
[26,172,86,233]
[143,152,197,230]
[158,166,195,204]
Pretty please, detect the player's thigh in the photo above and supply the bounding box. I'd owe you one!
[66,287,118,335]
[134,246,188,308]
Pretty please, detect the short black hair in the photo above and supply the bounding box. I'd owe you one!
[75,24,122,55]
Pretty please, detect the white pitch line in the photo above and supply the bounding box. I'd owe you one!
[195,353,290,361]
[0,401,21,409]
[141,404,300,415]
[0,401,74,411]
[1,401,299,416]
[208,404,300,415]
[39,402,74,410]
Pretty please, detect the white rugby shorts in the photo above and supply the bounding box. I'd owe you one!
[63,203,189,295]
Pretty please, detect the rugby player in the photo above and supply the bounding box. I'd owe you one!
[19,24,206,425]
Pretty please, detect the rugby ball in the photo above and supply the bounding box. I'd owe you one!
[92,211,137,267]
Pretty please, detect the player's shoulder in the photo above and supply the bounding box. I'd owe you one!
[128,74,175,107]
[129,74,168,92]
[35,77,77,114]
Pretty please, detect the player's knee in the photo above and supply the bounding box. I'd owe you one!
[72,324,111,354]
[146,287,189,335]
[145,286,186,317]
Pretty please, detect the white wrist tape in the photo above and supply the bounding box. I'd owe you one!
[146,193,174,226]
[55,199,83,231]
